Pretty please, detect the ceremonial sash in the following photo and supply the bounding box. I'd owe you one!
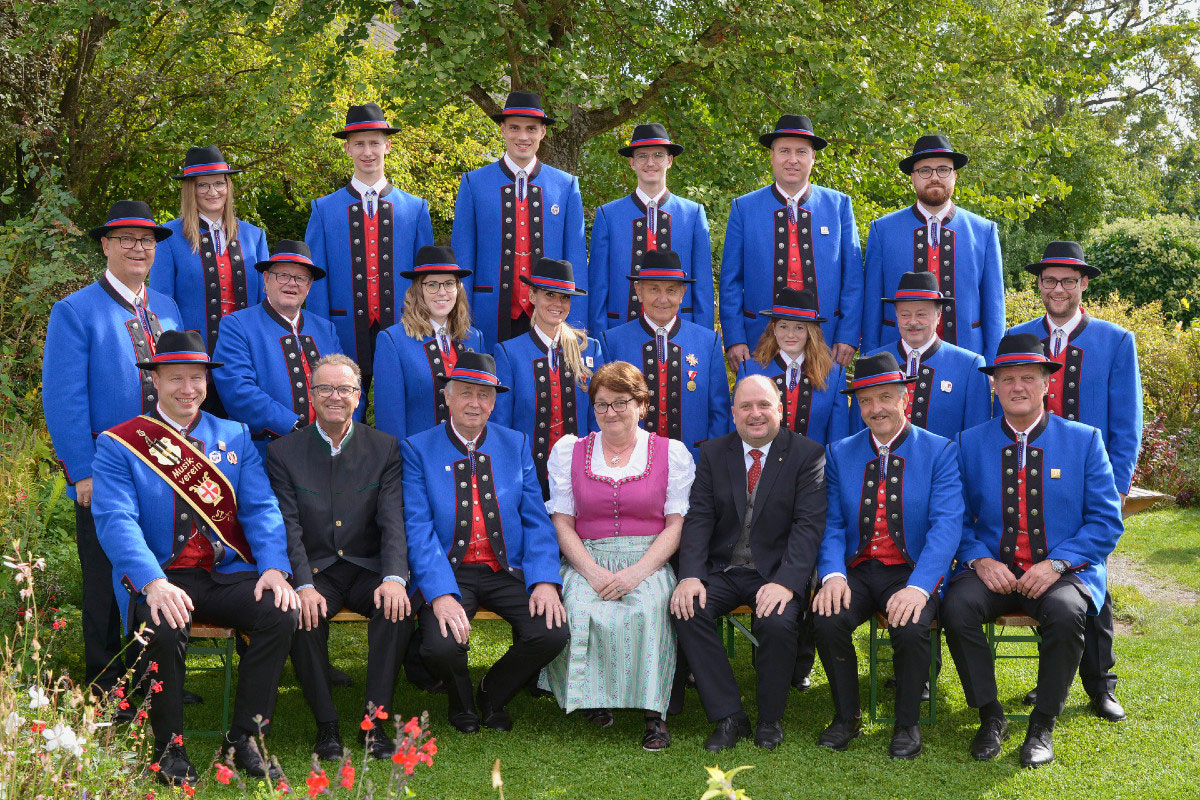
[101,416,255,564]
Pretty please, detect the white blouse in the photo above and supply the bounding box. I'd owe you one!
[545,428,696,518]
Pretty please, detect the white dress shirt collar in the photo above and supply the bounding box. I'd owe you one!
[1004,412,1045,439]
[451,421,482,449]
[636,186,668,206]
[741,437,773,472]
[871,424,905,453]
[644,314,677,334]
[105,269,146,307]
[504,153,538,176]
[1047,308,1084,339]
[156,404,196,434]
[775,182,809,204]
[350,175,389,198]
[901,333,938,359]
[533,323,560,350]
[917,201,952,222]
[199,213,223,232]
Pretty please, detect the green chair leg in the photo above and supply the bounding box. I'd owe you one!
[868,614,939,726]
[986,617,1042,722]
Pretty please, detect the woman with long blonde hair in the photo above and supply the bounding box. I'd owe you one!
[373,245,483,439]
[493,257,606,499]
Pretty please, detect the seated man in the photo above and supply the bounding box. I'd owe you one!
[944,332,1124,767]
[266,354,411,761]
[670,375,826,752]
[91,330,298,786]
[401,352,568,733]
[813,352,963,759]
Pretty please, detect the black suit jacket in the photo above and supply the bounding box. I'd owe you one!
[266,423,408,584]
[678,428,826,593]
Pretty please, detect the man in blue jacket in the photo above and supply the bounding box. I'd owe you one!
[720,115,862,370]
[862,134,1005,360]
[42,200,182,700]
[452,91,587,348]
[944,333,1124,768]
[813,352,963,759]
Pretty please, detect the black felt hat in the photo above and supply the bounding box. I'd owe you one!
[520,257,587,296]
[759,287,827,323]
[618,123,684,157]
[1023,241,1100,279]
[333,102,400,139]
[136,329,223,370]
[88,200,173,242]
[841,352,916,395]
[759,115,828,150]
[490,91,557,126]
[400,245,472,280]
[255,240,327,280]
[437,351,510,392]
[882,271,954,306]
[171,145,242,180]
[626,249,695,283]
[899,134,969,174]
[979,332,1064,376]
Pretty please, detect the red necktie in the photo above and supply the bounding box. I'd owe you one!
[747,449,764,495]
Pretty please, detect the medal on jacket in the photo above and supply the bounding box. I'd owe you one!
[686,370,698,391]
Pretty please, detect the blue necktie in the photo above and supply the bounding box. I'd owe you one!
[878,445,889,481]
[438,331,450,354]
[907,350,920,378]
[1017,432,1027,471]
[365,189,376,218]
[516,170,527,202]
[929,218,939,250]
[656,328,667,364]
[788,362,800,391]
[212,226,223,256]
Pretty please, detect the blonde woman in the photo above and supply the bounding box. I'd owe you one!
[373,245,483,440]
[493,258,606,499]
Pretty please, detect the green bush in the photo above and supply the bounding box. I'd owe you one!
[1084,215,1200,328]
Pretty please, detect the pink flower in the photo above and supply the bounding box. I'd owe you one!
[215,763,234,784]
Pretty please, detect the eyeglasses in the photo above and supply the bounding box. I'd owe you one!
[312,384,360,398]
[1038,276,1082,290]
[633,152,669,164]
[107,234,157,251]
[422,279,457,294]
[270,271,311,286]
[195,179,228,194]
[913,166,954,179]
[594,399,633,414]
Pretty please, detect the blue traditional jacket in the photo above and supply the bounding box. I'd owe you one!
[372,323,485,440]
[737,356,850,445]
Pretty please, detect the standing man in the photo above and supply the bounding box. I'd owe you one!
[90,330,299,786]
[862,134,1005,360]
[720,115,862,369]
[43,200,182,700]
[601,249,731,459]
[813,352,963,759]
[588,123,714,332]
[213,241,351,458]
[452,91,587,348]
[401,352,568,734]
[670,375,826,752]
[305,102,434,389]
[267,355,411,762]
[1008,241,1142,721]
[943,333,1124,768]
[853,271,992,439]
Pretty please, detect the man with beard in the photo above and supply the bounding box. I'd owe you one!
[862,135,1005,361]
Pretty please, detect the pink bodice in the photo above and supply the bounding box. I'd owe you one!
[571,433,669,540]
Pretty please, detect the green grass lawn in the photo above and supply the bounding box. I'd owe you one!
[151,509,1200,799]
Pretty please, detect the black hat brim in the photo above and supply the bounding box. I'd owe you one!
[618,142,684,157]
[839,375,917,396]
[399,267,473,280]
[881,296,954,306]
[899,151,969,174]
[332,126,401,140]
[626,273,695,284]
[519,275,587,296]
[1023,262,1101,279]
[171,167,243,180]
[978,360,1064,377]
[136,358,223,370]
[490,112,556,126]
[435,374,510,393]
[89,223,173,242]
[759,309,828,324]
[255,259,327,281]
[759,131,829,150]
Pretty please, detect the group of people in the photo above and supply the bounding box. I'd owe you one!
[41,89,1143,788]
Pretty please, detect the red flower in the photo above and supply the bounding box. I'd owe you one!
[149,662,159,673]
[150,680,163,694]
[422,738,437,756]
[339,762,355,789]
[403,717,421,737]
[359,714,374,731]
[306,770,329,798]
[118,701,129,710]
[172,734,183,746]
[182,784,195,798]
[52,619,66,630]
[148,763,161,773]
[392,745,420,775]
[31,722,46,734]
[215,763,235,784]
[375,709,388,720]
[275,780,290,795]
[114,687,125,699]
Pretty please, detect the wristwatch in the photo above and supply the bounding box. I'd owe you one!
[1050,559,1069,574]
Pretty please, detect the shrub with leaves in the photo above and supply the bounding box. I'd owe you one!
[1084,215,1200,328]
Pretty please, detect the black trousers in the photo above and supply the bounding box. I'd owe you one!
[132,569,298,744]
[418,565,568,719]
[943,570,1088,719]
[673,567,801,724]
[1079,590,1117,696]
[791,570,818,684]
[290,561,413,725]
[812,561,938,726]
[75,503,125,694]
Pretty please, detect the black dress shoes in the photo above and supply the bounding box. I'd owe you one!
[227,733,283,780]
[1090,692,1127,722]
[816,718,862,751]
[360,720,396,759]
[313,721,344,762]
[477,683,513,731]
[970,716,1009,761]
[1023,688,1038,705]
[703,714,751,752]
[152,741,199,786]
[1020,721,1055,768]
[181,689,204,706]
[448,712,480,734]
[888,724,922,759]
[754,720,784,750]
[792,675,812,692]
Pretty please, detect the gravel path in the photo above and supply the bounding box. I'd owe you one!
[1107,551,1200,606]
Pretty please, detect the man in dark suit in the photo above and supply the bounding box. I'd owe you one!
[266,354,412,762]
[670,374,826,751]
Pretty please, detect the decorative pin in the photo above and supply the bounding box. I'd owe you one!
[1050,468,1061,479]
[445,465,452,472]
[686,370,698,391]
[686,353,698,366]
[585,355,594,368]
[940,380,953,393]
[226,451,238,465]
[218,440,227,451]
[820,226,830,235]
[550,204,561,215]
[208,451,223,464]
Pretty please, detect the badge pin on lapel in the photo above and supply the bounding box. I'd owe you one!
[1051,468,1061,479]
[940,380,953,393]
[820,226,829,235]
[551,204,561,216]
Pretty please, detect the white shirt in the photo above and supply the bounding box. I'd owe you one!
[1005,412,1045,440]
[451,421,482,449]
[781,352,806,387]
[643,315,677,335]
[503,153,538,177]
[155,403,195,434]
[635,186,668,207]
[106,269,146,307]
[741,437,773,476]
[917,201,952,248]
[316,420,354,457]
[532,324,561,350]
[433,322,452,350]
[775,183,809,205]
[900,334,938,375]
[350,175,389,199]
[545,429,695,518]
[199,213,225,255]
[1046,308,1083,357]
[268,300,301,335]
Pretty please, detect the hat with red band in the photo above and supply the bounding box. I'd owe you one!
[1023,240,1100,278]
[437,351,510,392]
[88,200,173,242]
[840,351,916,395]
[136,329,223,370]
[490,91,557,126]
[759,114,829,150]
[171,145,243,180]
[255,240,327,280]
[333,102,401,139]
[979,332,1064,375]
[882,271,954,306]
[520,257,587,296]
[618,123,684,157]
[760,287,828,323]
[401,245,472,280]
[899,133,969,174]
[626,249,695,283]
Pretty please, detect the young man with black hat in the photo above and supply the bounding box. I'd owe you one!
[305,102,435,389]
[90,329,299,785]
[720,115,863,370]
[213,241,353,459]
[943,332,1124,768]
[1006,241,1143,723]
[813,351,963,759]
[43,200,183,701]
[588,123,714,332]
[451,91,587,349]
[862,134,1005,361]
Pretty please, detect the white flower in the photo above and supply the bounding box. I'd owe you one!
[3,711,23,735]
[43,723,83,757]
[27,686,50,709]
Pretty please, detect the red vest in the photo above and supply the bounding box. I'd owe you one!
[850,479,908,567]
[462,474,502,571]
